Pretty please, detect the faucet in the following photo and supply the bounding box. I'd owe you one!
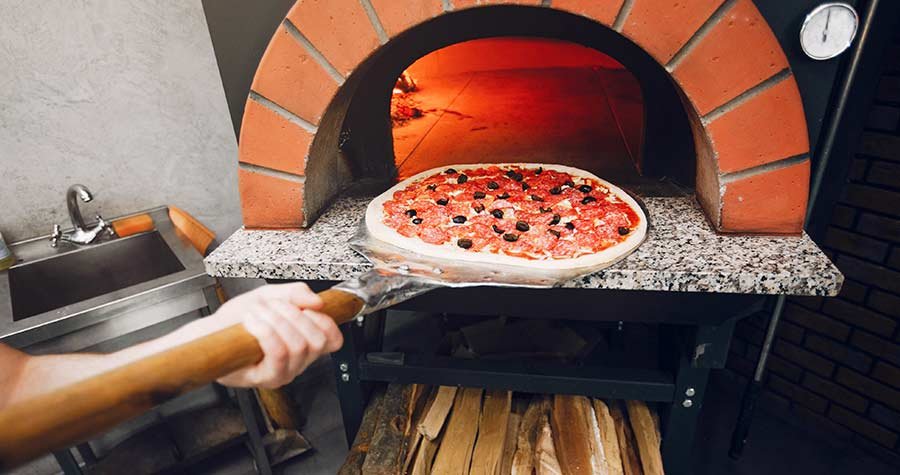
[49,185,111,247]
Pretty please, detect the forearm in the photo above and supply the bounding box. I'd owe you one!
[1,319,214,409]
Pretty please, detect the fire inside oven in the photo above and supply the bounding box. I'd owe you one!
[390,37,645,184]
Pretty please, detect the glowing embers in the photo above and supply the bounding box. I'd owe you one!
[391,70,424,127]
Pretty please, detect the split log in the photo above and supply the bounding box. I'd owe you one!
[550,395,606,475]
[410,431,442,475]
[337,388,385,475]
[536,413,562,475]
[625,401,664,475]
[499,412,522,475]
[402,385,434,473]
[470,390,512,475]
[432,387,484,475]
[609,402,643,475]
[512,396,550,475]
[361,384,414,475]
[593,399,624,475]
[417,386,458,441]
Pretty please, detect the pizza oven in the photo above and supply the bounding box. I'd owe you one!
[234,0,816,236]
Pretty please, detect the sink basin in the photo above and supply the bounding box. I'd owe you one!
[8,232,185,321]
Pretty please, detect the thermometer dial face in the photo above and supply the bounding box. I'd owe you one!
[800,3,858,60]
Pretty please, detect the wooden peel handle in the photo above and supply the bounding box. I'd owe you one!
[0,288,364,470]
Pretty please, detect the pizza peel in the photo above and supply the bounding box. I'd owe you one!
[0,196,647,470]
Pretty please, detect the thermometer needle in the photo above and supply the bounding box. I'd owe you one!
[822,8,831,43]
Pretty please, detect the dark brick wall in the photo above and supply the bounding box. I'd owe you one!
[727,34,900,461]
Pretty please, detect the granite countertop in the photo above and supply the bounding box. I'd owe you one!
[206,195,843,296]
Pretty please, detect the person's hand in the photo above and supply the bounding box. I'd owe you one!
[190,283,343,388]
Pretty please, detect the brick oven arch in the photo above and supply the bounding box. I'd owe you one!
[237,0,810,235]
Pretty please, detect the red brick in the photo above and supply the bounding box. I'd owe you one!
[370,0,443,38]
[835,368,900,411]
[706,78,809,173]
[479,0,542,4]
[452,0,479,8]
[802,373,868,413]
[238,98,312,176]
[837,255,900,295]
[621,0,723,64]
[850,330,900,367]
[872,362,900,389]
[856,213,900,243]
[238,169,304,229]
[672,0,789,115]
[828,405,899,448]
[286,0,381,76]
[783,303,850,341]
[251,25,339,125]
[552,0,624,27]
[821,298,897,338]
[720,160,809,234]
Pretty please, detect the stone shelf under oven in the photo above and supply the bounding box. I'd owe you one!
[206,195,843,296]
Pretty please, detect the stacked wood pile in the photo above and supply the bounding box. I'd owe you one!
[338,384,664,475]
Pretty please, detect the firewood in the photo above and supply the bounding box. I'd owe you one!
[536,413,563,475]
[337,388,385,475]
[361,384,414,475]
[625,401,664,475]
[499,412,522,475]
[417,386,458,441]
[609,402,643,475]
[593,399,624,475]
[403,385,434,473]
[410,431,441,475]
[432,387,484,475]
[512,396,550,475]
[471,390,512,475]
[550,395,606,475]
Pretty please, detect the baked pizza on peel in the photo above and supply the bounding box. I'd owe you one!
[366,163,647,269]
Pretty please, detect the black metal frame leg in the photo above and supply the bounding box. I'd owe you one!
[332,317,371,445]
[235,388,273,475]
[52,449,82,475]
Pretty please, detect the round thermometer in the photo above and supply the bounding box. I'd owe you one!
[800,3,859,60]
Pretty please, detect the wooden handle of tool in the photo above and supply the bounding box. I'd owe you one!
[0,288,364,470]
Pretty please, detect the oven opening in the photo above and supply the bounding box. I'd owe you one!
[390,37,644,184]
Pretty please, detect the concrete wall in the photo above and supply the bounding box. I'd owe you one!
[0,0,240,244]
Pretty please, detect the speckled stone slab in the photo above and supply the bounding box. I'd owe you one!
[206,196,843,296]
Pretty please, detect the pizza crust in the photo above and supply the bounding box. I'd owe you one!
[365,163,648,270]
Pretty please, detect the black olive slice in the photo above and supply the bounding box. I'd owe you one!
[457,174,468,184]
[535,167,543,175]
[452,215,467,224]
[496,192,510,200]
[539,206,551,213]
[522,182,530,191]
[406,209,417,217]
[565,222,575,230]
[618,226,630,235]
[474,191,486,199]
[487,181,500,190]
[549,214,560,225]
[503,233,519,242]
[515,221,530,232]
[445,168,457,174]
[427,184,437,191]
[473,203,485,213]
[564,180,575,187]
[457,239,473,249]
[505,170,517,178]
[492,224,505,234]
[581,196,597,205]
[512,172,524,182]
[412,218,423,225]
[548,229,561,238]
[491,209,504,219]
[549,187,562,195]
[436,198,449,206]
[531,194,544,202]
[578,184,592,193]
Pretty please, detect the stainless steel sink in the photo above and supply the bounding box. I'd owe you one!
[9,232,185,321]
[0,206,215,349]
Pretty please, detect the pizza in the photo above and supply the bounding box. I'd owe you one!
[365,163,647,270]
